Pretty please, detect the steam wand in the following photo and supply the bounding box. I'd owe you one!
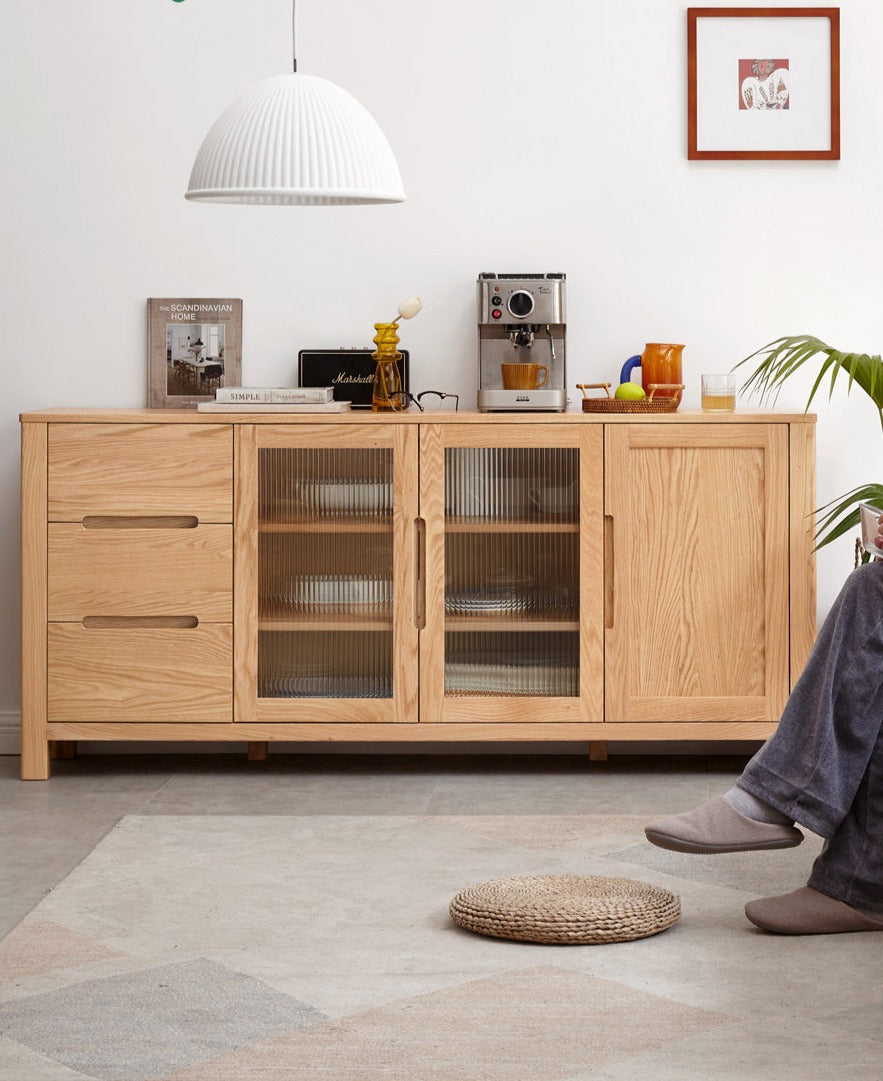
[546,324,556,363]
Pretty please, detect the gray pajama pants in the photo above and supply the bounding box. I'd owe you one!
[738,561,883,915]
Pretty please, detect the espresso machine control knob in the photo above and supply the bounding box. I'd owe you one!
[507,290,535,318]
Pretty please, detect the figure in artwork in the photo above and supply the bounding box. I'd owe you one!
[740,58,790,110]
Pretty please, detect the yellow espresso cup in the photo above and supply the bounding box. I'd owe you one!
[501,363,549,390]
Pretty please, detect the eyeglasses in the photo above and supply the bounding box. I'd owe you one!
[388,390,459,412]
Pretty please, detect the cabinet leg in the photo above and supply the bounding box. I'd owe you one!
[21,739,50,780]
[247,741,269,763]
[588,741,608,762]
[50,740,78,760]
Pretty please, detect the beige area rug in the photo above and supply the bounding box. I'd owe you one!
[0,814,881,1081]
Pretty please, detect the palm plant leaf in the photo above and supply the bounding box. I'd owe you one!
[736,336,883,552]
[813,483,883,549]
[735,335,883,427]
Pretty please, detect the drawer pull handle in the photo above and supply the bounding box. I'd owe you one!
[81,615,199,629]
[81,516,199,530]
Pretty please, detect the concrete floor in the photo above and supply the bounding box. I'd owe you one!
[1,752,881,1081]
[2,751,881,1081]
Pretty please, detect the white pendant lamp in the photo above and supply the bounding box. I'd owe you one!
[185,3,405,206]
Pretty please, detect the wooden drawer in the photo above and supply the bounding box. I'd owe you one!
[48,423,232,521]
[47,624,232,723]
[48,523,232,622]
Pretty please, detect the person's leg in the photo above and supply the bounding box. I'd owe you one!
[646,561,883,853]
[808,720,883,915]
[743,721,883,932]
[737,560,883,838]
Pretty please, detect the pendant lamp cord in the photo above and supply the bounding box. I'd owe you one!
[291,0,297,72]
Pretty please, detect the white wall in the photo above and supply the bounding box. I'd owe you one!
[1,0,881,732]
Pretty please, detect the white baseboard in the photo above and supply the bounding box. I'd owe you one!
[0,712,20,756]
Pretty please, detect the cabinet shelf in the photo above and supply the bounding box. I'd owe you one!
[445,617,580,632]
[259,615,392,632]
[445,518,578,533]
[260,520,392,534]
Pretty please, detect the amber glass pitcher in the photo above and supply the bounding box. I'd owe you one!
[620,344,684,405]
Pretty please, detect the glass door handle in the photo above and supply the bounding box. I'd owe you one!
[414,517,426,630]
[604,515,615,629]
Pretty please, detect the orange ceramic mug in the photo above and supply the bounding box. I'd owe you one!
[620,344,684,404]
[501,363,549,390]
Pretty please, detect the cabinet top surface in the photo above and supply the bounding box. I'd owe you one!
[20,407,816,424]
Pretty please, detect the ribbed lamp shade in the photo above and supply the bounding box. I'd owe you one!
[185,73,405,205]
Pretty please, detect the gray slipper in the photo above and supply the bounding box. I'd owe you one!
[745,887,883,935]
[644,796,803,854]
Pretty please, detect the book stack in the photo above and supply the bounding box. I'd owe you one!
[197,387,351,413]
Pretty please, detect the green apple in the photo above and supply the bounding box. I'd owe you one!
[614,382,646,401]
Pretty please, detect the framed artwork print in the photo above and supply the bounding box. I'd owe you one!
[147,298,242,408]
[687,7,840,160]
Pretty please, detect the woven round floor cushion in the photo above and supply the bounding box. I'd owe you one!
[450,875,680,945]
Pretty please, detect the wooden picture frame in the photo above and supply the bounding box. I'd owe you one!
[687,8,840,160]
[147,298,243,408]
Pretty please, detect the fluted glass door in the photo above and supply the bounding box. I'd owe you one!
[239,424,418,726]
[259,446,394,699]
[445,446,579,696]
[420,425,603,726]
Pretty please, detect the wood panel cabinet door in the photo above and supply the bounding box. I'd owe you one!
[235,424,419,725]
[420,423,604,726]
[604,424,790,726]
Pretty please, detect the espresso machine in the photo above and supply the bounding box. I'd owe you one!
[477,272,567,412]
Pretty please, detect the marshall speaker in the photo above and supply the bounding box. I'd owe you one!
[298,348,410,409]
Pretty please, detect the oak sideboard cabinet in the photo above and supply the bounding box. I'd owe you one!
[20,409,816,779]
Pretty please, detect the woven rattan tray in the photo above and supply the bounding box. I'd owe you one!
[577,382,684,414]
